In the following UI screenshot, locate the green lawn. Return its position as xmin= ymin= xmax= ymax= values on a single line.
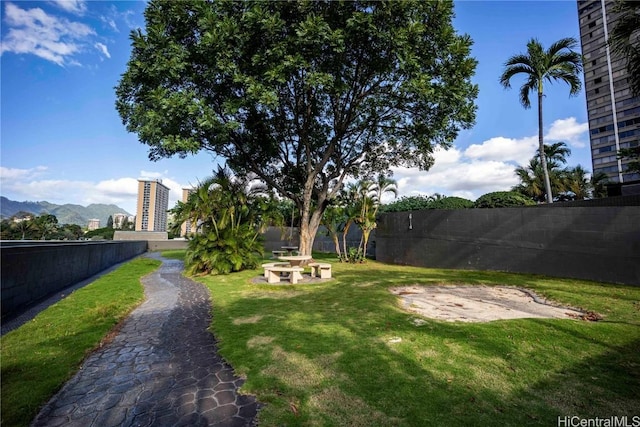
xmin=0 ymin=256 xmax=161 ymax=427
xmin=191 ymin=253 xmax=640 ymax=426
xmin=2 ymin=251 xmax=637 ymax=427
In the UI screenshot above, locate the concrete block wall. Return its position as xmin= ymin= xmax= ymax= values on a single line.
xmin=1 ymin=241 xmax=148 ymax=321
xmin=376 ymin=206 xmax=640 ymax=286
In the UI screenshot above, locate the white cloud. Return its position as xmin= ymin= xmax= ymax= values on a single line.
xmin=1 ymin=168 xmax=191 ymax=215
xmin=49 ymin=0 xmax=87 ymax=16
xmin=0 ymin=166 xmax=48 ymax=181
xmin=388 ymin=116 xmax=590 ymax=202
xmin=94 ymin=42 xmax=110 ymax=58
xmin=1 ymin=2 xmax=97 ymax=66
xmin=464 ymin=136 xmax=537 ymax=165
xmin=545 ymin=117 xmax=589 ymax=148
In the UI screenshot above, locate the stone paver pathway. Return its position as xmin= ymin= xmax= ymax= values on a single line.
xmin=31 ymin=253 xmax=259 ymax=427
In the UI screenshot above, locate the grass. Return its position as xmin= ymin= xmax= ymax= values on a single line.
xmin=0 ymin=256 xmax=161 ymax=427
xmin=189 ymin=252 xmax=640 ymax=426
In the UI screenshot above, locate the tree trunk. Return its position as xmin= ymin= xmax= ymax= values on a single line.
xmin=538 ymin=87 xmax=554 ymax=204
xmin=298 ymin=208 xmax=323 ymax=257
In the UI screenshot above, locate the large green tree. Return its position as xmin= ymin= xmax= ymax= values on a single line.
xmin=500 ymin=38 xmax=582 ymax=204
xmin=116 ymin=0 xmax=478 ymax=255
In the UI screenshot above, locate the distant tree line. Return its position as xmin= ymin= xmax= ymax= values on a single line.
xmin=0 ymin=213 xmax=134 ymax=240
xmin=1 ymin=213 xmax=83 ymax=240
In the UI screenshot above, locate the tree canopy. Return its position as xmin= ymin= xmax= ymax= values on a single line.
xmin=116 ymin=0 xmax=478 ymax=254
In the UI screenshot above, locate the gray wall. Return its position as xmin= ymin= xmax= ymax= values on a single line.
xmin=1 ymin=240 xmax=147 ymax=321
xmin=376 ymin=206 xmax=640 ymax=286
xmin=262 ymin=226 xmax=369 ymax=255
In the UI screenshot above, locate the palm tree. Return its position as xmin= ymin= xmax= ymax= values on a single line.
xmin=590 ymin=171 xmax=610 ymax=198
xmin=500 ymin=38 xmax=583 ymax=203
xmin=544 ymin=141 xmax=572 ymax=169
xmin=561 ymin=165 xmax=591 ymax=200
xmin=170 ymin=166 xmax=282 ymax=275
xmin=609 ymin=1 xmax=640 ymax=96
xmin=513 ymin=157 xmax=547 ymax=202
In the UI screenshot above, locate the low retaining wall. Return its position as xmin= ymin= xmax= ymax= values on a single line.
xmin=376 ymin=206 xmax=640 ymax=286
xmin=1 ymin=240 xmax=148 ymax=321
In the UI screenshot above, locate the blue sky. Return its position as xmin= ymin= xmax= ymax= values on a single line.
xmin=1 ymin=0 xmax=590 ymax=215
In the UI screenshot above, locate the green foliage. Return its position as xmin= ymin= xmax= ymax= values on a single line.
xmin=171 ymin=166 xmax=281 ymax=275
xmin=474 ymin=191 xmax=536 ymax=208
xmin=116 ymin=0 xmax=478 ymax=254
xmin=381 ymin=194 xmax=472 ymax=212
xmin=344 ymin=247 xmax=365 ymax=263
xmin=381 ymin=195 xmax=434 ymax=212
xmin=196 ymin=258 xmax=640 ymax=425
xmin=0 ymin=213 xmax=66 ymax=240
xmin=84 ymin=227 xmax=115 ymax=240
xmin=185 ymin=227 xmax=263 ymax=276
xmin=428 ymin=196 xmax=474 ymax=209
xmin=500 ymin=38 xmax=583 ymax=203
xmin=1 ymin=257 xmax=160 ymax=427
xmin=513 ymin=142 xmax=604 ymax=201
xmin=106 ymin=215 xmax=114 ymax=229
xmin=618 ymin=146 xmax=640 ymax=174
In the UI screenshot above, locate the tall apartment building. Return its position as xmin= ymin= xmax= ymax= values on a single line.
xmin=135 ymin=179 xmax=170 ymax=232
xmin=180 ymin=187 xmax=195 ymax=237
xmin=87 ymin=218 xmax=100 ymax=231
xmin=577 ymin=0 xmax=640 ymax=183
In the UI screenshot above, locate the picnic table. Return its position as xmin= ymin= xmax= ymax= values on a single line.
xmin=281 ymin=246 xmax=299 ymax=255
xmin=277 ymin=255 xmax=311 ymax=267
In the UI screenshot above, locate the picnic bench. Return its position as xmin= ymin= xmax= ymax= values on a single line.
xmin=271 ymin=250 xmax=287 ymax=259
xmin=263 ymin=265 xmax=305 ymax=284
xmin=261 ymin=262 xmax=290 ymax=278
xmin=308 ymin=262 xmax=332 ymax=279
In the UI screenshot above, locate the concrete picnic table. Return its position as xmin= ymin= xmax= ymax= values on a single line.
xmin=277 ymin=254 xmax=311 ymax=267
xmin=281 ymin=246 xmax=299 ymax=255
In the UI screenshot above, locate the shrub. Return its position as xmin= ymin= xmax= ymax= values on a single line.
xmin=428 ymin=196 xmax=474 ymax=209
xmin=474 ymin=191 xmax=536 ymax=208
xmin=380 ymin=195 xmax=433 ymax=212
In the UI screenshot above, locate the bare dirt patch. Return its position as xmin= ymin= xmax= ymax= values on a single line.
xmin=391 ymin=285 xmax=587 ymax=322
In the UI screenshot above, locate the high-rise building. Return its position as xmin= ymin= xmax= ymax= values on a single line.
xmin=87 ymin=218 xmax=100 ymax=231
xmin=577 ymin=0 xmax=640 ymax=184
xmin=135 ymin=179 xmax=170 ymax=232
xmin=180 ymin=187 xmax=195 ymax=237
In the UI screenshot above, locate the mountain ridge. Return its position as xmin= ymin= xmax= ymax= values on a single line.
xmin=0 ymin=196 xmax=132 ymax=227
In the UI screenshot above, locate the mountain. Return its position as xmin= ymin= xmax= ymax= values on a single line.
xmin=0 ymin=197 xmax=132 ymax=227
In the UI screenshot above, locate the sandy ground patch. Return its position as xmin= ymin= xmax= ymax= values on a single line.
xmin=391 ymin=285 xmax=585 ymax=322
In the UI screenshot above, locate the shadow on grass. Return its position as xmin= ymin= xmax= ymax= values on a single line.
xmin=206 ymin=262 xmax=640 ymax=426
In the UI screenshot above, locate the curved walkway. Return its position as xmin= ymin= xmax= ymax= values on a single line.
xmin=31 ymin=253 xmax=259 ymax=427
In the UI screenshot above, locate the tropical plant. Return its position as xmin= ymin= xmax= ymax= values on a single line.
xmin=320 ymin=204 xmax=345 ymax=259
xmin=609 ymin=0 xmax=640 ymax=96
xmin=357 ymin=175 xmax=398 ymax=259
xmin=558 ymin=165 xmax=592 ymax=201
xmin=500 ymin=38 xmax=583 ymax=203
xmin=474 ymin=191 xmax=536 ymax=208
xmin=33 ymin=214 xmax=58 ymax=240
xmin=428 ymin=196 xmax=474 ymax=209
xmin=380 ymin=195 xmax=435 ymax=212
xmin=590 ymin=171 xmax=610 ymax=198
xmin=544 ymin=141 xmax=572 ymax=169
xmin=115 ymin=0 xmax=478 ymax=255
xmin=618 ymin=146 xmax=640 ymax=175
xmin=514 ymin=142 xmax=604 ymax=201
xmin=170 ymin=166 xmax=283 ymax=275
